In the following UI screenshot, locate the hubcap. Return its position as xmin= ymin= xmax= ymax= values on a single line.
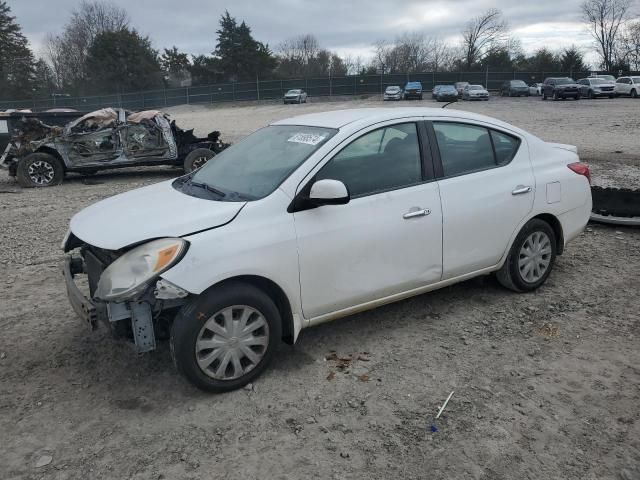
xmin=195 ymin=305 xmax=269 ymax=380
xmin=518 ymin=231 xmax=552 ymax=283
xmin=27 ymin=160 xmax=54 ymax=185
xmin=192 ymin=156 xmax=210 ymax=170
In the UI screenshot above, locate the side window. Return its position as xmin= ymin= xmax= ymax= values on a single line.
xmin=316 ymin=123 xmax=422 ymax=197
xmin=433 ymin=122 xmax=520 ymax=177
xmin=491 ymin=130 xmax=520 ymax=165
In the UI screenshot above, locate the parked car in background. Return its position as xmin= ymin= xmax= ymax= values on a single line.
xmin=403 ymin=82 xmax=423 ymax=100
xmin=383 ymin=86 xmax=403 ymax=101
xmin=283 ymin=89 xmax=307 ymax=104
xmin=542 ymin=78 xmax=581 ymax=100
xmin=615 ymin=76 xmax=640 ymax=98
xmin=63 ymin=107 xmax=592 ymax=392
xmin=462 ymin=84 xmax=489 ymax=100
xmin=577 ymin=78 xmax=616 ymax=99
xmin=435 ymin=85 xmax=459 ymax=102
xmin=432 ymin=85 xmax=445 ymax=99
xmin=529 ymin=83 xmax=544 ymax=96
xmin=454 ymin=82 xmax=469 ymax=97
xmin=590 ymin=74 xmax=616 ymax=82
xmin=500 ymin=80 xmax=530 ymax=97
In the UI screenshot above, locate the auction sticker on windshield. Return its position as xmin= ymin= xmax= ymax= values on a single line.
xmin=287 ymin=133 xmax=327 ymax=145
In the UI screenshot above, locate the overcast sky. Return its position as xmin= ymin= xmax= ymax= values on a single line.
xmin=9 ymin=0 xmax=598 ymax=64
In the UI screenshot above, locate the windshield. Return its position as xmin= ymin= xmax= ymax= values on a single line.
xmin=385 ymin=86 xmax=400 ymax=92
xmin=470 ymin=85 xmax=484 ymax=90
xmin=555 ymin=78 xmax=575 ymax=85
xmin=183 ymin=125 xmax=336 ymax=201
xmin=440 ymin=86 xmax=456 ymax=92
xmin=286 ymin=89 xmax=301 ymax=94
xmin=590 ymin=78 xmax=606 ymax=84
xmin=511 ymin=80 xmax=526 ymax=86
xmin=596 ymin=75 xmax=615 ymax=81
xmin=633 ymin=77 xmax=640 ymax=83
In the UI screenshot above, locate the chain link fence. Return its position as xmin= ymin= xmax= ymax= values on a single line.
xmin=2 ymin=70 xmax=635 ymax=111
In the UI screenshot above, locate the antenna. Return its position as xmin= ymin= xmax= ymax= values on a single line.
xmin=441 ymin=101 xmax=456 ymax=109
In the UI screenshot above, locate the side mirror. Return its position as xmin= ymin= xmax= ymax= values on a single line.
xmin=308 ymin=179 xmax=350 ymax=206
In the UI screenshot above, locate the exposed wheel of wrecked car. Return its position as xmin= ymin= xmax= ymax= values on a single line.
xmin=170 ymin=281 xmax=281 ymax=392
xmin=16 ymin=152 xmax=64 ymax=187
xmin=496 ymin=219 xmax=557 ymax=292
xmin=184 ymin=148 xmax=216 ymax=173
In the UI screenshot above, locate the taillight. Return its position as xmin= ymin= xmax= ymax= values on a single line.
xmin=568 ymin=162 xmax=591 ymax=184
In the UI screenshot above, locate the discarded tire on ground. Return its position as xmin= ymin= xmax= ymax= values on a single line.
xmin=590 ymin=186 xmax=640 ymax=226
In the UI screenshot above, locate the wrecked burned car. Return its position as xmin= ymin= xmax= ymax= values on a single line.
xmin=63 ymin=108 xmax=591 ymax=393
xmin=0 ymin=108 xmax=229 ymax=187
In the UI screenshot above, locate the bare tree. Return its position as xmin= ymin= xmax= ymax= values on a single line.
xmin=44 ymin=0 xmax=129 ymax=91
xmin=461 ymin=8 xmax=508 ymax=69
xmin=277 ymin=34 xmax=320 ymax=76
xmin=581 ymin=0 xmax=632 ymax=71
xmin=618 ymin=19 xmax=640 ymax=70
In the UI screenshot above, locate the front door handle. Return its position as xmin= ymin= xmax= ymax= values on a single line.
xmin=403 ymin=208 xmax=430 ymax=219
xmin=512 ymin=185 xmax=532 ymax=195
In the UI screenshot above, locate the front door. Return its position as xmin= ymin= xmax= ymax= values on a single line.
xmin=293 ymin=121 xmax=443 ymax=319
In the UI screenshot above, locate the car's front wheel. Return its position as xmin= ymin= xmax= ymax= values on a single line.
xmin=496 ymin=218 xmax=557 ymax=293
xmin=16 ymin=152 xmax=64 ymax=187
xmin=171 ymin=281 xmax=282 ymax=392
xmin=631 ymin=89 xmax=638 ymax=98
xmin=184 ymin=148 xmax=215 ymax=173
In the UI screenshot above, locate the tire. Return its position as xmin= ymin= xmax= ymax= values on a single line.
xmin=609 ymin=95 xmax=615 ymax=99
xmin=631 ymin=89 xmax=637 ymax=98
xmin=183 ymin=148 xmax=215 ymax=173
xmin=575 ymin=94 xmax=580 ymax=100
xmin=588 ymin=90 xmax=594 ymax=99
xmin=496 ymin=219 xmax=557 ymax=293
xmin=16 ymin=152 xmax=64 ymax=188
xmin=170 ymin=281 xmax=282 ymax=393
xmin=542 ymin=91 xmax=546 ymax=100
xmin=553 ymin=91 xmax=559 ymax=101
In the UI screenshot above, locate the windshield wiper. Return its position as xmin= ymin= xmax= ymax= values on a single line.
xmin=185 ymin=176 xmax=226 ymax=197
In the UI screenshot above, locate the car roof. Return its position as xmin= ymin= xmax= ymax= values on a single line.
xmin=272 ymin=108 xmax=528 ymax=134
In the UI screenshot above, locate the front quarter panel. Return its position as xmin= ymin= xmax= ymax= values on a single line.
xmin=161 ymin=189 xmax=301 ymax=318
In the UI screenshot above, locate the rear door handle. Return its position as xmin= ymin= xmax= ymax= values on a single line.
xmin=512 ymin=185 xmax=532 ymax=195
xmin=403 ymin=208 xmax=430 ymax=219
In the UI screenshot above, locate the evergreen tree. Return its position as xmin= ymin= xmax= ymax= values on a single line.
xmin=86 ymin=28 xmax=163 ymax=93
xmin=213 ymin=11 xmax=276 ymax=81
xmin=0 ymin=1 xmax=35 ymax=99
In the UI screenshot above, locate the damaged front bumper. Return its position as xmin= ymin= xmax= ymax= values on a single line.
xmin=64 ymin=252 xmax=189 ymax=353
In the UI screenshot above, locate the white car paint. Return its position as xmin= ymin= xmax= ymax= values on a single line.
xmin=69 ymin=107 xmax=592 ymax=343
xmin=615 ymin=76 xmax=640 ymax=97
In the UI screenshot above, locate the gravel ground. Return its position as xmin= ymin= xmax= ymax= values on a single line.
xmin=1 ymin=96 xmax=639 ymax=480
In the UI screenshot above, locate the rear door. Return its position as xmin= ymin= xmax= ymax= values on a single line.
xmin=428 ymin=120 xmax=534 ymax=279
xmin=293 ymin=120 xmax=443 ymax=319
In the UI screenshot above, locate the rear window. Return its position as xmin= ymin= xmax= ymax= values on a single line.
xmin=555 ymin=78 xmax=574 ymax=85
xmin=433 ymin=122 xmax=521 ymax=178
xmin=511 ymin=80 xmax=527 ymax=86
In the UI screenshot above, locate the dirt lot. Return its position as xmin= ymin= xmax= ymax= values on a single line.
xmin=1 ymin=96 xmax=639 ymax=480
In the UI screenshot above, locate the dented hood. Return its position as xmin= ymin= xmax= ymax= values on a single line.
xmin=70 ymin=179 xmax=246 ymax=250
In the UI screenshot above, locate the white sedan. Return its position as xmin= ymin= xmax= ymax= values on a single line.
xmin=63 ymin=108 xmax=592 ymax=392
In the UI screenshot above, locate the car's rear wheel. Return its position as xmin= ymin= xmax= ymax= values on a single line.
xmin=496 ymin=218 xmax=557 ymax=293
xmin=171 ymin=281 xmax=282 ymax=392
xmin=631 ymin=89 xmax=637 ymax=98
xmin=552 ymin=91 xmax=558 ymax=101
xmin=16 ymin=152 xmax=64 ymax=187
xmin=589 ymin=90 xmax=594 ymax=99
xmin=183 ymin=148 xmax=215 ymax=173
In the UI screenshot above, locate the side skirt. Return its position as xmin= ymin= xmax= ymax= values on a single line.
xmin=306 ymin=264 xmax=499 ymax=328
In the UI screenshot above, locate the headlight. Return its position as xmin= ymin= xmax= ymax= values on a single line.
xmin=95 ymin=238 xmax=188 ymax=301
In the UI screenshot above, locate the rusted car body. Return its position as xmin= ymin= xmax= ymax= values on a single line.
xmin=0 ymin=108 xmax=228 ymax=187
